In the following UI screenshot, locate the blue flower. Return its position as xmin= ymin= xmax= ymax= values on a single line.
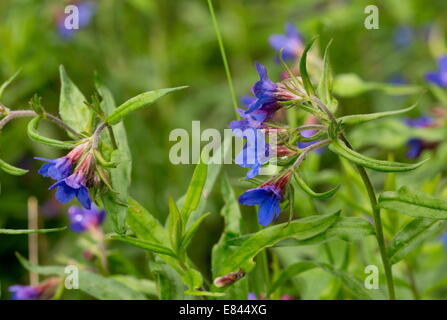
xmin=269 ymin=23 xmax=303 ymax=61
xmin=246 ymin=63 xmax=279 ymax=113
xmin=235 ymin=129 xmax=270 ymax=179
xmin=68 ymin=205 xmax=106 ymax=233
xmin=404 ymin=115 xmax=435 ymax=128
xmin=440 ymin=233 xmax=447 ymax=250
xmin=50 ymin=172 xmax=92 ymax=209
xmin=9 ymin=285 xmax=42 ymax=300
xmin=406 ymin=138 xmax=424 ymax=159
xmin=425 ymin=56 xmax=447 ymax=87
xmin=239 ymin=185 xmax=283 ymax=226
xmin=35 ymin=143 xmax=87 ymax=180
xmin=35 ymin=157 xmax=72 ymax=181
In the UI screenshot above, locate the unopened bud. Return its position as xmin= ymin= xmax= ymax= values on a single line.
xmin=213 ymin=269 xmax=245 ymax=288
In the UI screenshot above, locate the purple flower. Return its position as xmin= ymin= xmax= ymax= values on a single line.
xmin=49 ymin=153 xmax=93 ymax=209
xmin=246 ymin=63 xmax=279 ymax=113
xmin=269 ymin=23 xmax=303 ymax=61
xmin=9 ymin=285 xmax=42 ymax=300
xmin=404 ymin=115 xmax=435 ymax=128
xmin=235 ymin=129 xmax=270 ymax=179
xmin=68 ymin=205 xmax=106 ymax=233
xmin=247 ymin=292 xmax=258 ymax=300
xmin=297 ymin=129 xmax=323 ymax=153
xmin=425 ymin=56 xmax=447 ymax=88
xmin=58 ymin=2 xmax=96 ymax=39
xmin=440 ymin=233 xmax=447 ymax=250
xmin=35 ymin=143 xmax=87 ymax=180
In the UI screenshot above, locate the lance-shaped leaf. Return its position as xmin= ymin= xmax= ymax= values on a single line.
xmin=333 ymin=73 xmax=421 ymax=97
xmin=179 ymin=212 xmax=210 ymax=253
xmin=268 ymin=261 xmax=385 ymax=300
xmin=167 ymin=196 xmax=183 ymax=251
xmin=0 ymin=226 xmax=66 ymax=235
xmin=96 ymin=80 xmax=131 ymax=234
xmin=0 ymin=158 xmax=28 ymax=176
xmin=111 ymin=235 xmax=177 ymax=258
xmin=215 ymin=211 xmax=340 ymax=276
xmin=127 ymin=197 xmax=182 ymax=273
xmin=378 ymin=187 xmax=447 ymax=219
xmin=338 ymin=104 xmax=416 ymax=126
xmin=16 ymin=253 xmax=146 ymax=300
xmin=228 ymin=216 xmax=375 ymax=247
xmin=329 ymin=139 xmax=428 ymax=172
xmin=27 ymin=117 xmax=78 ymax=149
xmin=180 ymin=159 xmax=207 ymax=223
xmin=106 ymin=86 xmax=188 ymax=125
xmin=59 ymin=65 xmax=93 ymax=134
xmin=0 ymin=69 xmax=21 ymax=100
xmin=181 ymin=269 xmax=203 ymax=291
xmin=387 ymin=218 xmax=444 ymax=265
xmin=293 ymin=171 xmax=339 ymax=199
xmin=317 ymin=40 xmax=338 ymax=112
xmin=299 ymin=36 xmax=318 ymax=96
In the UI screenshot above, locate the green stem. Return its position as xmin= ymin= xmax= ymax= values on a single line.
xmin=341 ymin=136 xmax=395 ymax=300
xmin=206 ymin=0 xmax=239 ymax=119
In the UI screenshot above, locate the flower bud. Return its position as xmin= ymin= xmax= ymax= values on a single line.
xmin=213 ymin=269 xmax=245 ymax=288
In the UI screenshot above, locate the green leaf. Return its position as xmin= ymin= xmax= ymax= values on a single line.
xmin=0 ymin=226 xmax=66 ymax=235
xmin=378 ymin=187 xmax=447 ymax=219
xmin=338 ymin=104 xmax=417 ymax=126
xmin=106 ymin=86 xmax=188 ymax=125
xmin=16 ymin=253 xmax=146 ymax=300
xmin=317 ymin=40 xmax=338 ymax=112
xmin=387 ymin=218 xmax=444 ymax=265
xmin=229 ymin=216 xmax=375 ymax=247
xmin=181 ymin=269 xmax=203 ymax=291
xmin=268 ymin=261 xmax=384 ymax=300
xmin=0 ymin=158 xmax=28 ymax=176
xmin=96 ymin=80 xmax=132 ymax=234
xmin=111 ymin=275 xmax=157 ymax=297
xmin=179 ymin=213 xmax=210 ymax=253
xmin=0 ymin=69 xmax=21 ymax=101
xmin=184 ymin=290 xmax=226 ymax=297
xmin=215 ymin=211 xmax=340 ymax=276
xmin=299 ymin=37 xmax=318 ymax=96
xmin=127 ymin=197 xmax=182 ymax=273
xmin=150 ymin=258 xmax=187 ymax=300
xmin=27 ymin=117 xmax=78 ymax=149
xmin=329 ymin=139 xmax=428 ymax=172
xmin=333 ymin=73 xmax=421 ymax=97
xmin=182 ymin=136 xmax=232 ymax=229
xmin=167 ymin=196 xmax=183 ymax=250
xmin=180 ymin=159 xmax=207 ymax=223
xmin=59 ymin=65 xmax=93 ymax=134
xmin=293 ymin=171 xmax=339 ymax=199
xmin=111 ymin=235 xmax=177 ymax=258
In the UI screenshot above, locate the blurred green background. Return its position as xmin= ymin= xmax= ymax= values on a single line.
xmin=1 ymin=0 xmax=447 ymax=299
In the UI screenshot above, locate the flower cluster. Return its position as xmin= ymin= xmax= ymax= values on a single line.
xmin=36 ymin=142 xmax=96 ymax=209
xmin=230 ymin=25 xmax=326 ymax=226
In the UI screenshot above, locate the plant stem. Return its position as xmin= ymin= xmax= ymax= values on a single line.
xmin=206 ymin=0 xmax=240 ymax=119
xmin=341 ymin=136 xmax=396 ymax=300
xmin=0 ymin=110 xmax=83 ymax=138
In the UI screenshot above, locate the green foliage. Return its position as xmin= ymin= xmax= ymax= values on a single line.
xmin=379 ymin=187 xmax=447 ymax=219
xmin=59 ymin=66 xmax=93 ymax=135
xmin=106 ymin=87 xmax=188 ymax=125
xmin=0 ymin=226 xmax=66 ymax=234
